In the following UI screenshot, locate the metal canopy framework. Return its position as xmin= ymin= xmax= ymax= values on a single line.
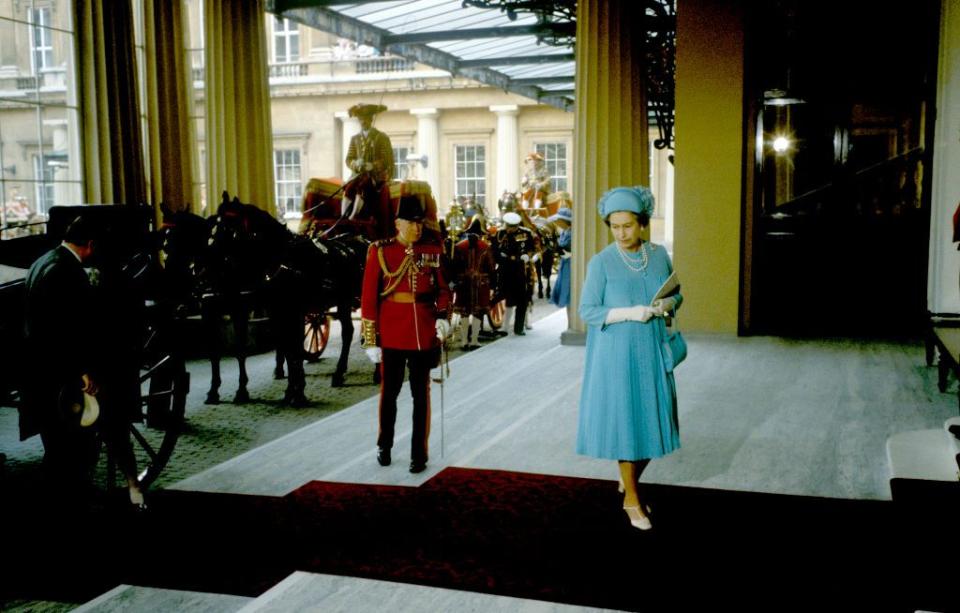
xmin=266 ymin=0 xmax=577 ymax=111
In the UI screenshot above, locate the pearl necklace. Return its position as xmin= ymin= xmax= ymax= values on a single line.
xmin=616 ymin=242 xmax=651 ymax=273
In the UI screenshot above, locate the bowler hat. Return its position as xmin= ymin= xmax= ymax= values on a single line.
xmin=397 ymin=196 xmax=425 ymax=221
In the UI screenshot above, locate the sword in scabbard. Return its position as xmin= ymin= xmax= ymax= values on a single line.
xmin=432 ymin=333 xmax=451 ymax=458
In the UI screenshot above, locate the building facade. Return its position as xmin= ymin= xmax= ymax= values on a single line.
xmin=0 ymin=2 xmax=678 ymax=245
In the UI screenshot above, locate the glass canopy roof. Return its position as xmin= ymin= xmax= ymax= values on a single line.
xmin=268 ymin=0 xmax=577 ymax=110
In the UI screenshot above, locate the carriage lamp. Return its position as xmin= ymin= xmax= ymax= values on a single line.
xmin=405 ymin=152 xmax=428 ymax=169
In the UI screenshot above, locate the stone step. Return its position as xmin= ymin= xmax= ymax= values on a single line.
xmin=886 ymin=425 xmax=959 ymax=483
xmin=71 ymin=584 xmax=253 ymax=613
xmin=237 ymin=571 xmax=620 ymax=613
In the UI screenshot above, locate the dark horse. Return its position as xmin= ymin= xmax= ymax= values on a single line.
xmin=270 ymin=228 xmax=368 ymax=395
xmin=161 ymin=194 xmax=366 ymax=406
xmin=531 ymin=216 xmax=559 ymax=300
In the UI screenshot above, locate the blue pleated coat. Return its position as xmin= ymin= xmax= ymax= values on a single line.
xmin=576 ymin=242 xmax=682 ymax=461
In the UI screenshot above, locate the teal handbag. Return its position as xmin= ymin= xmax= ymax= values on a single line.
xmin=661 ymin=318 xmax=687 ymax=372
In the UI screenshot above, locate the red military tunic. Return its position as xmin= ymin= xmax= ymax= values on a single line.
xmin=452 ymin=235 xmax=496 ymax=318
xmin=361 ymin=237 xmax=451 ymax=351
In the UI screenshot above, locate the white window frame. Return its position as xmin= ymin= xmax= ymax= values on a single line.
xmin=454 ymin=144 xmax=486 ymax=206
xmin=272 ymin=17 xmax=300 ymax=64
xmin=534 ymin=142 xmax=568 ymax=193
xmin=32 ymin=155 xmax=55 ymax=216
xmin=274 ymin=148 xmax=303 ymax=218
xmin=1 ymin=4 xmax=83 ymax=221
xmin=392 ymin=145 xmax=410 ymax=180
xmin=29 ymin=7 xmax=54 ymax=75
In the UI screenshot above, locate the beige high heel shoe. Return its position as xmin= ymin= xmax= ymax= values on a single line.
xmin=618 ymin=478 xmax=653 ymax=515
xmin=623 ymin=505 xmax=652 ymax=530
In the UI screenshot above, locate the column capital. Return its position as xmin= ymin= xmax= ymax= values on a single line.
xmin=410 ymin=107 xmax=440 ymax=118
xmin=489 ymin=104 xmax=520 ymax=116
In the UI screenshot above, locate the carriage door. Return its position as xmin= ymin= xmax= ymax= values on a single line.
xmin=743 ymin=0 xmax=940 ymax=337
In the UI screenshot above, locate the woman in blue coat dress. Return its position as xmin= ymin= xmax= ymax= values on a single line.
xmin=548 ymin=206 xmax=572 ymax=308
xmin=577 ymin=186 xmax=682 ymax=531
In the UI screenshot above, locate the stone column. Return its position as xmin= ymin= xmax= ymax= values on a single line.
xmin=411 ymin=108 xmax=440 ymax=197
xmin=335 ymin=111 xmax=360 ymax=179
xmin=490 ymin=104 xmax=519 ymax=201
xmin=565 ymin=0 xmax=650 ymax=344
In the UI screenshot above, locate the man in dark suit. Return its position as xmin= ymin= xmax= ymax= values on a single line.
xmin=22 ymin=215 xmax=101 ymax=504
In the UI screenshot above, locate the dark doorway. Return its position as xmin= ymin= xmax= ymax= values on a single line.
xmin=742 ymin=0 xmax=941 ymax=337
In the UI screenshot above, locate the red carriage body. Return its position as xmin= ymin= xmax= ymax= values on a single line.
xmin=300 ymin=177 xmax=440 ymax=243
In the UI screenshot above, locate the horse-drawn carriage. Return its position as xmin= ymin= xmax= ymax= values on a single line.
xmin=297 ymin=177 xmax=448 ymax=359
xmin=0 ymin=204 xmax=189 ymax=490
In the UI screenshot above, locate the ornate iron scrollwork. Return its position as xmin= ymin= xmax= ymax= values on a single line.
xmin=643 ymin=0 xmax=676 ymax=151
xmin=462 ymin=0 xmax=577 ymax=46
xmin=463 ymin=0 xmax=675 ymax=151
xmin=461 ymin=0 xmax=576 ymax=23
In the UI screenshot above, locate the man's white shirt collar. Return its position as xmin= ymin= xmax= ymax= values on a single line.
xmin=61 ymin=241 xmax=83 ymax=264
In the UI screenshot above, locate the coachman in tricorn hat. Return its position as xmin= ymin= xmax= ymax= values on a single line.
xmin=344 ymin=103 xmax=394 ymax=218
xmin=361 ymin=195 xmax=451 ymax=473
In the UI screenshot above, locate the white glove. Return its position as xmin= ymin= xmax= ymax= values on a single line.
xmin=351 ymin=160 xmax=364 ymax=172
xmin=651 ymin=296 xmax=677 ymax=316
xmin=365 ymin=347 xmax=382 ymax=363
xmin=605 ymin=305 xmax=655 ymax=325
xmin=520 ymin=254 xmax=530 ymax=263
xmin=435 ymin=319 xmax=451 ymax=339
xmin=532 ymin=253 xmax=541 ymax=263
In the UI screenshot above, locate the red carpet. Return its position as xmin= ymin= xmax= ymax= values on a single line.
xmin=1 ymin=467 xmax=956 ymax=611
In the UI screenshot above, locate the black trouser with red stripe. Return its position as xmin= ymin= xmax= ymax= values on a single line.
xmin=378 ymin=348 xmax=432 ymax=464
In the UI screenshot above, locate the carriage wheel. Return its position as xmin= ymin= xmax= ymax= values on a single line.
xmin=304 ymin=311 xmax=331 ymax=362
xmin=487 ymin=299 xmax=506 ymax=330
xmin=132 ymin=349 xmax=189 ymax=490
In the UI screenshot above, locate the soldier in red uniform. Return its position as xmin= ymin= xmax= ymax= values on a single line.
xmin=451 ymin=215 xmax=496 ymax=349
xmin=361 ymin=196 xmax=451 ymax=473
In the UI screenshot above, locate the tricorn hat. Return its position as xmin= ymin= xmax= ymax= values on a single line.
xmin=546 ymin=190 xmax=573 ymax=207
xmin=348 ymin=103 xmax=388 ymax=118
xmin=397 ymin=195 xmax=425 ymax=222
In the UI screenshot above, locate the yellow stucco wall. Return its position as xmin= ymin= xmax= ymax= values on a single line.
xmin=673 ymin=0 xmax=744 ymax=333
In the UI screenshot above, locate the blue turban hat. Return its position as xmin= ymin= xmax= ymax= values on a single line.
xmin=597 ymin=186 xmax=655 ymax=221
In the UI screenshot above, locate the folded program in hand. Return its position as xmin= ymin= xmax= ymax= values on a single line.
xmin=652 ymin=271 xmax=680 ymax=303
